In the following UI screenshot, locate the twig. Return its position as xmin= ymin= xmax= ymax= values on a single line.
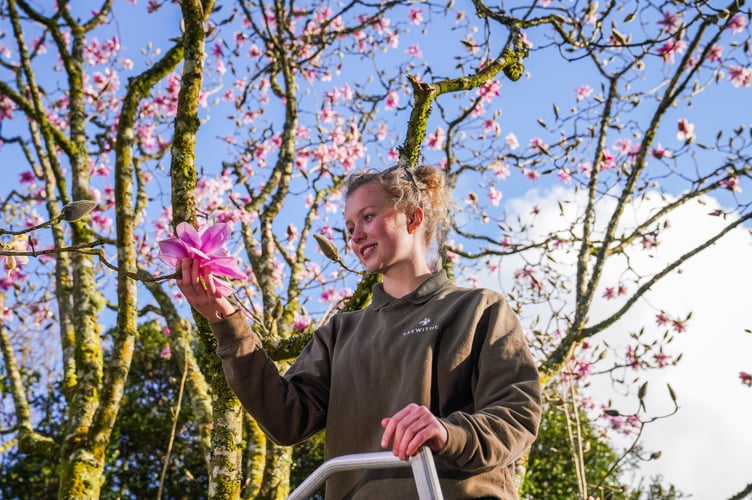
xmin=0 ymin=242 xmax=180 ymax=282
xmin=0 ymin=200 xmax=97 ymax=235
xmin=157 ymin=353 xmax=189 ymax=500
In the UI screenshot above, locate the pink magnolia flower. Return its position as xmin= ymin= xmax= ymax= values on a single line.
xmin=158 ymin=222 xmax=246 ymax=297
xmin=522 ymin=168 xmax=540 ymax=181
xmin=727 ymin=14 xmax=747 ymax=35
xmin=160 ymin=344 xmax=172 ymax=359
xmin=642 ymin=234 xmax=658 ymax=249
xmin=625 ymin=345 xmax=640 ymax=369
xmin=294 ymin=313 xmax=312 ymax=331
xmin=721 ymin=176 xmax=741 ymax=192
xmin=426 ymin=126 xmax=445 ymax=149
xmin=658 ymin=11 xmax=682 ymax=33
xmin=406 ymin=44 xmax=423 ymax=58
xmin=19 ymin=171 xmax=36 ymax=184
xmin=654 ymin=349 xmax=671 ymax=368
xmin=671 ymin=318 xmax=687 ymax=333
xmin=655 ymin=311 xmax=670 ymax=326
xmin=573 ymin=359 xmax=592 ymax=378
xmin=575 ymin=84 xmax=593 ymax=101
xmin=0 ymin=95 xmax=16 ymax=120
xmin=492 ymin=160 xmax=510 ymax=179
xmin=487 ymin=186 xmax=502 ymax=207
xmin=2 ymin=236 xmax=30 ymax=273
xmin=728 ymin=66 xmax=752 ymax=88
xmin=651 ymin=143 xmax=672 ymax=159
xmin=408 ymin=7 xmax=423 ymax=25
xmin=528 ymin=137 xmax=548 ymax=154
xmin=740 ymin=371 xmax=752 ymax=387
xmin=676 ymin=118 xmax=695 ymax=142
xmin=478 ymin=79 xmax=501 ymax=103
xmin=707 ymin=44 xmax=724 ymax=63
xmin=385 ymin=90 xmax=399 ymax=110
xmin=657 ymin=38 xmax=686 ymax=63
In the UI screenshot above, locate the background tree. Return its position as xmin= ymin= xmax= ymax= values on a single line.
xmin=0 ymin=0 xmax=749 ymax=499
xmin=101 ymin=321 xmax=209 ymax=499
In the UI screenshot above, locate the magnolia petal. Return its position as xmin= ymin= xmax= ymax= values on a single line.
xmin=187 ymin=246 xmax=211 ymax=261
xmin=176 ymin=222 xmax=202 ymax=248
xmin=200 ymin=223 xmax=232 ymax=255
xmin=212 ymin=276 xmax=236 ymax=297
xmin=208 ymin=257 xmax=246 ymax=280
xmin=158 ymin=239 xmax=190 ymax=267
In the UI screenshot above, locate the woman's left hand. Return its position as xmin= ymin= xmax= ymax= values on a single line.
xmin=380 ymin=403 xmax=447 ymax=460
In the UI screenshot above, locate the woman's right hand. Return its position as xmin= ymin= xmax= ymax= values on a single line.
xmin=176 ymin=258 xmax=237 ymax=323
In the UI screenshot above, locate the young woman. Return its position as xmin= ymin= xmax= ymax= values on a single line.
xmin=176 ymin=164 xmax=541 ymax=499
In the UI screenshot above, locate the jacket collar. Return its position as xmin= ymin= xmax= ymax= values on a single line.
xmin=369 ymin=270 xmax=451 ymax=310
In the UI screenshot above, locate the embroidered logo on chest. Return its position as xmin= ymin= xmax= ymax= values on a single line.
xmin=401 ymin=317 xmax=440 ymax=336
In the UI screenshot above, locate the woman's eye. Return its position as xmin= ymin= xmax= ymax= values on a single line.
xmin=363 ymin=214 xmax=374 ymax=222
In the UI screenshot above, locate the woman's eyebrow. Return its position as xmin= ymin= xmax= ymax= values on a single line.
xmin=345 ymin=204 xmax=376 ymax=223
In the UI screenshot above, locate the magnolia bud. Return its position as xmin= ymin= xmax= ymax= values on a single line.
xmin=314 ymin=233 xmax=341 ymax=263
xmin=60 ymin=200 xmax=97 ymax=222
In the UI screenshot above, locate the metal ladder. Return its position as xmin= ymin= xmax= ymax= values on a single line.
xmin=287 ymin=446 xmax=444 ymax=500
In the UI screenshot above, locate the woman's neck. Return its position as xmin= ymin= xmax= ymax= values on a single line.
xmin=382 ymin=267 xmax=433 ymax=298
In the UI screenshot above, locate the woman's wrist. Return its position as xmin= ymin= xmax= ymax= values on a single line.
xmin=209 ymin=307 xmax=239 ymax=323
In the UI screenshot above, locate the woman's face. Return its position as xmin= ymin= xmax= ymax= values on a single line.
xmin=344 ymin=182 xmax=421 ymax=275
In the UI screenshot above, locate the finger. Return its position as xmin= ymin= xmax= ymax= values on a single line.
xmin=383 ymin=404 xmax=422 ymax=458
xmin=190 ymin=259 xmax=203 ymax=285
xmin=403 ymin=418 xmax=437 ymax=457
xmin=177 ymin=259 xmax=195 ymax=291
xmin=391 ymin=412 xmax=418 ymax=458
xmin=189 ymin=260 xmax=208 ymax=293
xmin=202 ymin=267 xmax=218 ymax=296
xmin=381 ymin=417 xmax=395 ymax=449
xmin=394 ymin=412 xmax=432 ymax=459
xmin=176 ymin=258 xmax=188 ymax=286
xmin=381 ymin=403 xmax=416 ymax=449
xmin=381 ymin=410 xmax=410 ymax=450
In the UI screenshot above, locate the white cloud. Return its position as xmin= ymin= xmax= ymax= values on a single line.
xmin=621 ymin=218 xmax=752 ymax=499
xmin=477 ymin=185 xmax=752 ymax=497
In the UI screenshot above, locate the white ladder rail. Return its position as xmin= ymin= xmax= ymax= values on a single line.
xmin=286 ymin=446 xmax=444 ymax=500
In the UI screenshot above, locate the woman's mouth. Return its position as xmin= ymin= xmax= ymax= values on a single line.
xmin=360 ymin=244 xmax=376 ymax=259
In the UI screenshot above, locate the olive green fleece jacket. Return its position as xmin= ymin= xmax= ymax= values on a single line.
xmin=211 ymin=271 xmax=541 ymax=499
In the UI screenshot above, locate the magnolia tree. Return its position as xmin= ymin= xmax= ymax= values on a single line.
xmin=0 ymin=0 xmax=750 ymax=499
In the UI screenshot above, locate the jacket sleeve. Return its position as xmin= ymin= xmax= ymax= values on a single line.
xmin=436 ymin=293 xmax=541 ymax=472
xmin=211 ymin=312 xmax=331 ymax=446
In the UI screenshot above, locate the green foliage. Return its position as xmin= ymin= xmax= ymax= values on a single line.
xmin=290 ymin=430 xmax=326 ymax=495
xmin=0 ymin=443 xmax=59 ymax=498
xmin=0 ymin=381 xmax=64 ymax=498
xmin=100 ymin=321 xmax=208 ymax=498
xmin=521 ymin=403 xmax=682 ymax=500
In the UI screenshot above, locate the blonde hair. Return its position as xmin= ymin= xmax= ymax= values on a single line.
xmin=345 ymin=164 xmax=452 ymax=248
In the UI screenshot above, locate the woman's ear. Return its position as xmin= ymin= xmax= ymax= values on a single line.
xmin=406 ymin=206 xmax=424 ymax=234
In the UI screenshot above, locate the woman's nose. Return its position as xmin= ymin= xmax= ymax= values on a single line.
xmin=350 ymin=224 xmax=365 ymax=243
